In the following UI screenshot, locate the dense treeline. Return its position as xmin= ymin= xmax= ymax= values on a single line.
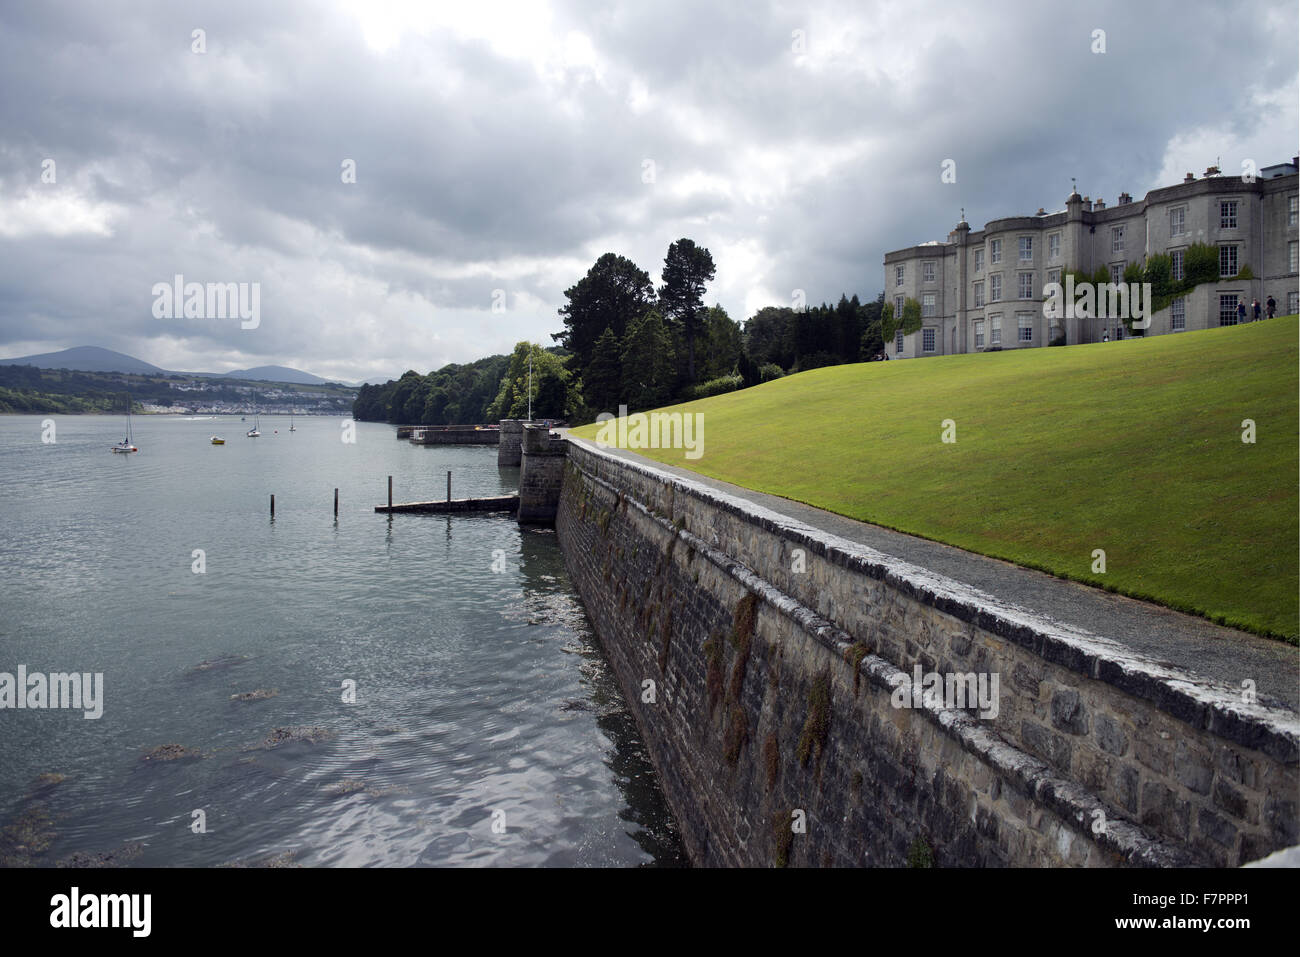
xmin=352 ymin=354 xmax=516 ymax=424
xmin=353 ymin=237 xmax=888 ymax=426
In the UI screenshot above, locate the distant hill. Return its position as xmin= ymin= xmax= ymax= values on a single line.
xmin=0 ymin=346 xmax=346 ymax=385
xmin=0 ymin=346 xmax=165 ymax=375
xmin=222 ymin=365 xmax=333 ymax=385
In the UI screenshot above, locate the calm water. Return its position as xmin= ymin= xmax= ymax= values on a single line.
xmin=0 ymin=414 xmax=683 ymax=867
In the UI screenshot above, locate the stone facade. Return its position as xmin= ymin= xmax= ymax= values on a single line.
xmin=556 ymin=436 xmax=1299 ymax=867
xmin=884 ymin=160 xmax=1299 ymax=357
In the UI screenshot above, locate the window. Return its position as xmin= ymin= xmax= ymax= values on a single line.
xmin=1047 ymin=268 xmax=1061 ymax=286
xmin=1171 ymin=297 xmax=1185 ymax=331
xmin=973 ymin=281 xmax=985 ymax=308
xmin=895 ymin=295 xmax=905 ymax=318
xmin=1019 ymin=236 xmax=1033 ymax=262
xmin=1017 ymin=314 xmax=1033 ymax=343
xmin=1220 ymin=244 xmax=1238 ymax=277
xmin=990 ymin=315 xmax=1002 ymax=345
xmin=1170 ymin=206 xmax=1186 ymax=237
xmin=895 ymin=330 xmax=904 ymax=354
xmin=1220 ymin=200 xmax=1238 ymax=229
xmin=1018 ymin=272 xmax=1034 ymax=299
xmin=1111 ymin=225 xmax=1125 ymax=253
xmin=1289 ymin=291 xmax=1299 ymax=315
xmin=1290 ymin=195 xmax=1298 ymax=227
xmin=974 ymin=249 xmax=984 ymax=273
xmin=895 ymin=265 xmax=905 ymax=287
xmin=1111 ymin=263 xmax=1123 ymax=284
xmin=974 ymin=319 xmax=985 ymax=349
xmin=990 ymin=274 xmax=1002 ymax=302
xmin=1171 ymin=248 xmax=1185 ymax=281
xmin=922 ymin=293 xmax=936 ymax=317
xmin=1048 ymin=233 xmax=1060 ymax=260
xmin=990 ymin=239 xmax=1002 ymax=264
xmin=922 ymin=328 xmax=936 ymax=353
xmin=922 ymin=261 xmax=935 ymax=283
xmin=1219 ymin=294 xmax=1239 ymax=326
xmin=1289 ymin=240 xmax=1297 ymax=273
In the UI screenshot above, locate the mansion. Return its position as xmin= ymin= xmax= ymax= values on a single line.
xmin=882 ymin=158 xmax=1299 ymax=357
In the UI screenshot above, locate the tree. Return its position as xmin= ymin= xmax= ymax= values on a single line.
xmin=698 ymin=305 xmax=744 ymax=381
xmin=620 ymin=309 xmax=676 ymax=411
xmin=859 ymin=292 xmax=884 ymax=359
xmin=583 ymin=327 xmax=623 ymax=416
xmin=743 ymin=306 xmax=796 ymax=369
xmin=554 ymin=253 xmax=656 ymax=386
xmin=387 ymin=371 xmax=425 ymax=424
xmin=658 ymin=238 xmax=716 ymax=385
xmin=487 ymin=343 xmax=574 ymax=421
xmin=737 ymin=350 xmax=759 ymax=388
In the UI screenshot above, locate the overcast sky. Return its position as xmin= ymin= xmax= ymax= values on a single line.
xmin=1 ymin=0 xmax=1295 ymax=383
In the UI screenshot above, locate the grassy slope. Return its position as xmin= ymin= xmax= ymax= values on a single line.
xmin=573 ymin=318 xmax=1299 ymax=642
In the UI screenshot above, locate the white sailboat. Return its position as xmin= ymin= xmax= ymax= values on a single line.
xmin=289 ymin=414 xmax=296 ymax=432
xmin=246 ymin=414 xmax=261 ymax=437
xmin=111 ymin=406 xmax=138 ymax=453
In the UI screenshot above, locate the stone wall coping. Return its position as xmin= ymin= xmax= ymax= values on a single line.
xmin=565 ymin=435 xmax=1300 ymax=764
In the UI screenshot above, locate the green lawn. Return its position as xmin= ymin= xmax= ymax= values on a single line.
xmin=573 ymin=318 xmax=1300 ymax=643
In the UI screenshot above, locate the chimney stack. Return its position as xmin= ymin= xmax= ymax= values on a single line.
xmin=1184 ymin=172 xmax=1195 ymax=183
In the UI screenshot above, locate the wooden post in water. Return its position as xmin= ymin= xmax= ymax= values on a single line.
xmin=447 ymin=470 xmax=451 ymax=502
xmin=334 ymin=488 xmax=339 ymax=519
xmin=388 ymin=475 xmax=393 ymax=510
xmin=270 ymin=493 xmax=275 ymax=517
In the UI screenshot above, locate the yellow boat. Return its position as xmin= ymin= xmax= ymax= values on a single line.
xmin=210 ymin=436 xmax=225 ymax=445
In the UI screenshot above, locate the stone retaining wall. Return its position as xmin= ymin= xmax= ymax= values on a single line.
xmin=555 ymin=437 xmax=1300 ymax=867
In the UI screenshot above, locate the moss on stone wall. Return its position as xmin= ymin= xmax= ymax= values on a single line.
xmin=846 ymin=642 xmax=870 ymax=695
xmin=797 ymin=672 xmax=832 ymax=767
xmin=764 ymin=733 xmax=780 ymax=790
xmin=773 ymin=809 xmax=795 ymax=868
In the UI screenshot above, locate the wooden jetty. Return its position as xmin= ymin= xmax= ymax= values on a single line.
xmin=375 ymin=494 xmax=519 ymax=515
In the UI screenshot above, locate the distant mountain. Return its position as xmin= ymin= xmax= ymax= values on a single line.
xmin=222 ymin=365 xmax=332 ymax=385
xmin=0 ymin=346 xmax=165 ymax=375
xmin=0 ymin=346 xmax=349 ymax=386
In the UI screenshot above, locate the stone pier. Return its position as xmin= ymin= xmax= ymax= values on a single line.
xmin=517 ymin=425 xmax=566 ymax=524
xmin=497 ymin=419 xmax=528 ymax=467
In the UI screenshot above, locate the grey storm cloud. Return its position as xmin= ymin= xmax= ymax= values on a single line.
xmin=0 ymin=0 xmax=1295 ymax=383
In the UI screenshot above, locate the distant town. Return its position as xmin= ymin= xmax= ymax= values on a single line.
xmin=0 ymin=346 xmax=357 ymax=415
